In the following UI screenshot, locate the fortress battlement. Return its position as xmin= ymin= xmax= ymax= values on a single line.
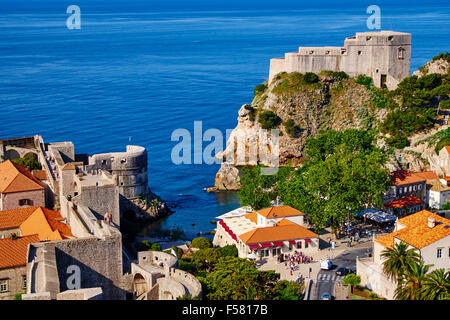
xmin=269 ymin=30 xmax=411 ymax=90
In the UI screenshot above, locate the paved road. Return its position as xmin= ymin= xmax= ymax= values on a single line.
xmin=315 ymin=245 xmax=371 ymax=300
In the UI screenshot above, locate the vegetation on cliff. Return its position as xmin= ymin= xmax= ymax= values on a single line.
xmin=240 ymin=129 xmax=391 ymax=236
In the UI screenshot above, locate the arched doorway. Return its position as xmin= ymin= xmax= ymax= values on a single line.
xmin=133 ymin=273 xmax=148 ymax=299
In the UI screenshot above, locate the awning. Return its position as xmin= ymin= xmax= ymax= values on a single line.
xmin=260 ymin=242 xmax=273 ymax=248
xmin=305 ymin=238 xmax=312 ymax=244
xmin=248 ymin=243 xmax=260 ymax=250
xmin=232 ymin=234 xmax=237 ymax=241
xmin=288 ymin=240 xmax=296 ymax=245
xmin=272 ymin=241 xmax=284 ymax=247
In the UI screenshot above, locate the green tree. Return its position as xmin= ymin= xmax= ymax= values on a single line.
xmin=204 ymin=257 xmax=279 ymax=300
xmin=192 ymin=248 xmax=222 ymax=272
xmin=258 ymin=110 xmax=281 ymax=130
xmin=394 ymin=261 xmax=432 ymax=300
xmin=191 ymin=237 xmax=212 ymax=249
xmin=343 ymin=273 xmax=361 ymax=293
xmin=279 ymin=129 xmax=390 ymax=236
xmin=239 ymin=166 xmax=272 ymax=210
xmin=150 ymin=242 xmax=162 ymax=251
xmin=11 ymin=156 xmax=42 ymax=171
xmin=217 ymin=245 xmax=238 ymax=257
xmin=421 ymin=268 xmax=450 ymax=300
xmin=381 ymin=242 xmax=422 ymax=283
xmin=271 ymin=280 xmax=303 ymax=300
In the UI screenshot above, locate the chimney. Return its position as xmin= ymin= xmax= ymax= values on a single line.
xmin=428 ymin=217 xmax=436 ymax=228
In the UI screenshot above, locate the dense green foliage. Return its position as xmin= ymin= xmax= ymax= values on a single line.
xmin=381 ymin=242 xmax=423 ymax=283
xmin=11 ymin=155 xmax=42 ymax=171
xmin=134 ymin=240 xmax=162 ymax=252
xmin=239 ymin=165 xmax=292 ymax=210
xmin=355 ymin=74 xmax=374 ymax=89
xmin=254 ymin=83 xmax=268 ymax=97
xmin=239 ymin=129 xmax=390 ymax=235
xmin=272 ymin=280 xmax=303 ymax=300
xmin=381 ymin=107 xmax=436 ymax=149
xmin=343 ymin=273 xmax=361 ymax=292
xmin=191 ymin=237 xmax=213 ymax=249
xmin=432 ymin=52 xmax=450 ymax=63
xmin=258 ymin=110 xmax=281 ymax=130
xmin=272 ymin=72 xmax=322 ymax=96
xmin=217 ymin=244 xmax=238 ymax=257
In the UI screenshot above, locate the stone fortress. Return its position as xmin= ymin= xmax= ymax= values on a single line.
xmin=269 ymin=30 xmax=411 ymax=90
xmin=0 ymin=136 xmax=200 ymax=300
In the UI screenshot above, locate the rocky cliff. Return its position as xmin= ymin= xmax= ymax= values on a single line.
xmin=214 ymin=57 xmax=450 ymax=190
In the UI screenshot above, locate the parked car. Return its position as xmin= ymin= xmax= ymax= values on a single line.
xmin=321 ymin=292 xmax=331 ymax=300
xmin=320 ymin=259 xmax=333 ymax=270
xmin=336 ymin=267 xmax=351 ymax=276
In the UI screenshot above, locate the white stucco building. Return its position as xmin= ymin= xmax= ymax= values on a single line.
xmin=357 ymin=210 xmax=450 ymax=299
xmin=213 ymin=205 xmax=319 ymax=259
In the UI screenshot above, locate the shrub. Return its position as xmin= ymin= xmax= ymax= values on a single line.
xmin=355 ymin=74 xmax=373 ymax=89
xmin=11 ymin=155 xmax=42 ymax=171
xmin=244 ymin=104 xmax=257 ymax=122
xmin=432 ymin=52 xmax=450 ymax=63
xmin=171 ymin=245 xmax=184 ymax=259
xmin=304 ymin=72 xmax=319 ymax=84
xmin=218 ymin=245 xmax=238 ymax=257
xmin=440 ymin=100 xmax=450 ymax=109
xmin=254 ymin=83 xmax=268 ymax=97
xmin=191 ymin=237 xmax=212 ymax=249
xmin=435 ymin=136 xmax=450 ymax=154
xmin=258 ymin=110 xmax=281 ymax=130
xmin=284 ymin=119 xmax=301 ymax=137
xmin=150 ymin=242 xmax=162 ymax=251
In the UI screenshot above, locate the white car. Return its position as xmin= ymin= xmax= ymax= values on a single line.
xmin=320 ymin=259 xmax=333 ymax=270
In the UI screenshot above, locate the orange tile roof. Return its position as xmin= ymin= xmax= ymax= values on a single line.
xmin=413 ymin=171 xmax=439 ymax=181
xmin=20 ymin=207 xmax=74 ymax=241
xmin=276 ymin=218 xmax=296 ymax=226
xmin=0 ymin=206 xmax=74 ymax=240
xmin=244 ymin=212 xmax=258 ymax=224
xmin=0 ymin=207 xmax=37 ymax=230
xmin=443 ymin=176 xmax=450 ymax=182
xmin=255 ymin=205 xmax=303 ymax=219
xmin=390 ymin=170 xmax=426 ymax=186
xmin=384 ymin=195 xmax=423 ymax=208
xmin=32 ymin=170 xmax=47 ymax=181
xmin=445 ymin=146 xmax=450 ymax=154
xmin=0 ymin=234 xmax=39 ymax=269
xmin=375 ymin=210 xmax=450 ymax=249
xmin=0 ymin=160 xmax=43 ymax=193
xmin=239 ymin=223 xmax=318 ymax=244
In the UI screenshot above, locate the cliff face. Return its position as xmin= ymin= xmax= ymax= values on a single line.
xmin=214 ymin=58 xmax=450 ymax=190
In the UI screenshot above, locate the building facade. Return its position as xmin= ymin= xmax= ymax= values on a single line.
xmin=213 ymin=205 xmax=319 ymax=259
xmin=269 ymin=31 xmax=411 ymax=89
xmin=357 ymin=210 xmax=450 ymax=299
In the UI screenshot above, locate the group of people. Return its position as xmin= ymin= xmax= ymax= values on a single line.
xmin=278 ymin=251 xmax=314 ymax=276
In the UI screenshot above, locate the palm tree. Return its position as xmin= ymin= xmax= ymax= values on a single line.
xmin=421 ymin=268 xmax=450 ymax=300
xmin=381 ymin=241 xmax=421 ymax=283
xmin=394 ymin=261 xmax=432 ymax=300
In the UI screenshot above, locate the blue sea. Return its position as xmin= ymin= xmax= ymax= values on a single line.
xmin=1 ymin=1 xmax=449 ymax=239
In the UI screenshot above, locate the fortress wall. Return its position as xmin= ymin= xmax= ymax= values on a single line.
xmin=269 ymin=58 xmax=286 ymax=83
xmin=168 ymin=268 xmax=202 ymax=298
xmin=39 ymin=233 xmax=125 ymax=300
xmin=156 ymin=277 xmax=186 ymax=300
xmin=137 ymin=251 xmax=178 ymax=270
xmin=78 ymin=184 xmax=120 ymax=227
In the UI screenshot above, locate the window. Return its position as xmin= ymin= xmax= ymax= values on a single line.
xmin=388 ymin=36 xmax=394 ymax=41
xmin=18 ymin=199 xmax=32 ymax=206
xmin=358 ymin=51 xmax=362 ymax=55
xmin=0 ymin=279 xmax=8 ymax=293
xmin=398 ymin=47 xmax=405 ymax=60
xmin=341 ymin=49 xmax=347 ymax=55
xmin=437 ymin=248 xmax=443 ymax=258
xmin=121 ymin=159 xmax=127 ymax=164
xmin=448 ymin=247 xmax=450 ymax=258
xmin=325 ymin=50 xmax=330 ymax=55
xmin=305 ymin=241 xmax=309 ymax=249
xmin=418 ymin=185 xmax=422 ymax=190
xmin=22 ymin=276 xmax=26 ymax=290
xmin=366 ymin=36 xmax=372 ymax=41
xmin=309 ymin=50 xmax=314 ymax=54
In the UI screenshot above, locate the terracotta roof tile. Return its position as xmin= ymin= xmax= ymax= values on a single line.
xmin=20 ymin=207 xmax=74 ymax=241
xmin=0 ymin=160 xmax=43 ymax=193
xmin=384 ymin=195 xmax=423 ymax=208
xmin=255 ymin=205 xmax=303 ymax=219
xmin=0 ymin=207 xmax=37 ymax=230
xmin=390 ymin=170 xmax=426 ymax=186
xmin=244 ymin=212 xmax=258 ymax=224
xmin=32 ymin=170 xmax=47 ymax=181
xmin=0 ymin=234 xmax=40 ymax=269
xmin=239 ymin=223 xmax=318 ymax=244
xmin=375 ymin=210 xmax=450 ymax=249
xmin=445 ymin=146 xmax=450 ymax=154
